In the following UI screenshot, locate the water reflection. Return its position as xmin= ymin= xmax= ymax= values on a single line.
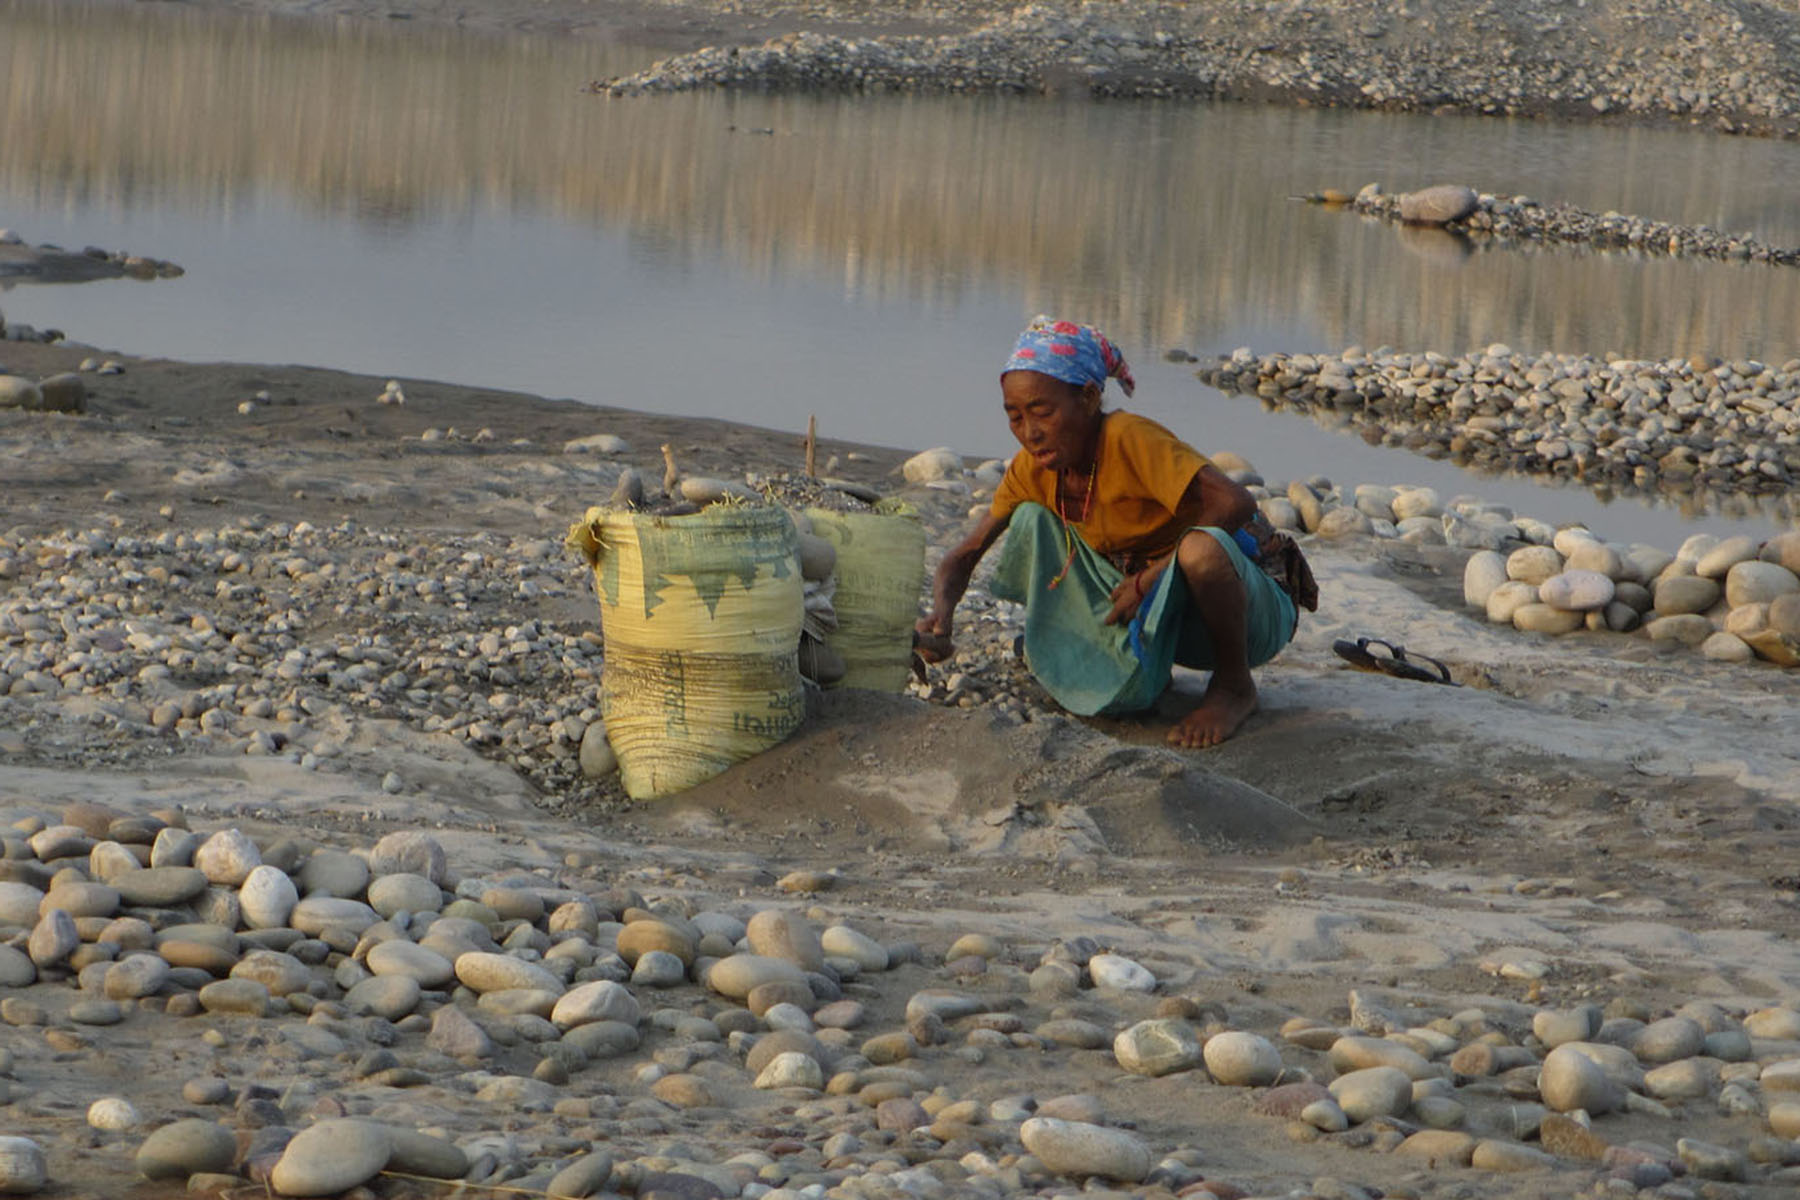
xmin=2 ymin=0 xmax=1797 ymax=540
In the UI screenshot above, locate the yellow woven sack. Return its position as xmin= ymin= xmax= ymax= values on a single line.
xmin=804 ymin=507 xmax=926 ymax=692
xmin=566 ymin=504 xmax=804 ymax=799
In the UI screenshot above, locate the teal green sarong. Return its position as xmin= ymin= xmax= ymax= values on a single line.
xmin=990 ymin=502 xmax=1296 ymax=716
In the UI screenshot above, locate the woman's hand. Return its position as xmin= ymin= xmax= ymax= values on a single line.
xmin=1104 ymin=566 xmax=1157 ymax=626
xmin=913 ymin=614 xmax=955 ymax=663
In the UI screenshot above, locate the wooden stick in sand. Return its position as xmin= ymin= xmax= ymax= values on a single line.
xmin=804 ymin=414 xmax=817 ymax=478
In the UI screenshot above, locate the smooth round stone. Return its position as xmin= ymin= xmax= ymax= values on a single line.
xmin=0 ymin=1136 xmax=47 ymax=1194
xmin=1513 ymin=603 xmax=1584 ymax=634
xmin=708 ymin=954 xmax=805 ymax=1000
xmin=103 ymin=954 xmax=170 ymax=1000
xmin=1328 ymin=1066 xmax=1412 ymax=1123
xmin=1746 ymin=1008 xmax=1800 ymax=1040
xmin=1506 ymin=545 xmax=1564 ymax=585
xmin=69 ymin=999 xmax=124 ymax=1025
xmin=454 ymin=951 xmax=561 ymax=995
xmin=346 ymin=974 xmax=421 ymax=1020
xmin=295 ymin=850 xmax=369 ymax=898
xmin=1635 ymin=1016 xmax=1707 ymax=1064
xmin=1019 ymin=1117 xmax=1151 ymax=1182
xmin=545 ymin=1152 xmax=614 ymax=1200
xmin=230 ymin=951 xmax=311 ymax=996
xmin=1394 ymin=1129 xmax=1476 ymax=1165
xmin=901 ymin=447 xmax=962 ymax=484
xmin=365 ymin=940 xmax=455 ymax=987
xmin=270 ymin=1119 xmax=392 ymax=1197
xmin=616 ymin=919 xmax=696 ymax=967
xmin=384 ymin=1128 xmax=466 ymax=1181
xmin=1772 ymin=594 xmax=1800 ymax=636
xmin=193 ymin=829 xmax=260 ymax=886
xmin=1539 ymin=1044 xmax=1622 ymax=1115
xmin=1533 ymin=1006 xmax=1601 ymax=1048
xmin=1391 ymin=487 xmax=1440 ymax=520
xmin=1677 ymin=1137 xmax=1748 ymax=1182
xmin=1038 ymin=1018 xmax=1111 ymax=1049
xmin=1726 ymin=560 xmax=1800 ymax=608
xmin=1564 ymin=541 xmax=1624 ymax=578
xmin=1463 ymin=551 xmax=1508 ymax=609
xmin=1645 ymin=1058 xmax=1718 ymax=1100
xmin=1769 ymin=1100 xmax=1800 ymax=1139
xmin=746 ymin=909 xmax=826 ymax=972
xmin=1314 ymin=507 xmax=1371 ymax=538
xmin=1702 ymin=632 xmax=1754 ymax=663
xmin=1301 ymin=1098 xmax=1349 ymax=1132
xmin=821 ymin=925 xmax=888 ymax=971
xmin=1696 ymin=535 xmax=1759 ymax=578
xmin=198 ymin=978 xmax=269 ymax=1016
xmin=368 ymin=832 xmax=447 ymax=884
xmin=87 ymin=1097 xmax=141 ymax=1131
xmin=1329 ymin=1036 xmax=1432 ymax=1080
xmin=763 ymin=1001 xmax=813 ymax=1033
xmin=39 ymin=881 xmax=119 ymax=919
xmin=747 ymin=979 xmax=816 ymax=1016
xmin=1204 ymin=1031 xmax=1283 ymax=1087
xmin=1486 ymin=580 xmax=1538 ymax=624
xmin=1398 ymin=184 xmax=1478 ymax=224
xmin=237 ymin=866 xmax=298 ymax=929
xmin=561 ymin=1019 xmax=638 ymax=1059
xmin=551 ymin=979 xmax=639 ymax=1031
xmin=0 ymin=883 xmax=42 ymax=927
xmin=1559 ymin=1041 xmax=1646 ymax=1092
xmin=1472 ymin=1139 xmax=1555 ymax=1172
xmin=0 ymin=946 xmax=35 ymax=987
xmin=1764 ymin=1060 xmax=1800 ymax=1092
xmin=480 ymin=886 xmax=544 ymax=923
xmin=631 ymin=949 xmax=685 ymax=987
xmin=367 ymin=873 xmax=442 ymax=918
xmin=289 ymin=897 xmax=378 ymax=936
xmin=1412 ymin=1093 xmax=1466 ymax=1129
xmin=1088 ymin=953 xmax=1154 ymax=991
xmin=135 ymin=1119 xmax=236 ymax=1180
xmin=1645 ymin=614 xmax=1715 ymax=646
xmin=29 ymin=826 xmax=94 ymax=861
xmin=476 ymin=988 xmax=558 ymax=1018
xmin=1654 ymin=574 xmax=1721 ymax=615
xmin=1113 ymin=1019 xmax=1200 ymax=1077
xmin=755 ymin=1050 xmax=823 ymax=1090
xmin=946 ymin=932 xmax=1003 ymax=960
xmin=27 ymin=910 xmax=78 ymax=967
xmin=112 ymin=867 xmax=207 ymax=907
xmin=148 ymin=828 xmax=199 ymax=869
xmin=1539 ymin=569 xmax=1614 ymax=612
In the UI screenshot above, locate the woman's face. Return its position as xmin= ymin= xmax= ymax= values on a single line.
xmin=1002 ymin=371 xmax=1101 ymax=473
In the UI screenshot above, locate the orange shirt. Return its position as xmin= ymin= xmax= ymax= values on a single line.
xmin=991 ymin=411 xmax=1210 ymax=561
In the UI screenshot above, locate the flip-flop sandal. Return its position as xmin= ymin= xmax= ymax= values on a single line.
xmin=1332 ymin=637 xmax=1459 ymax=685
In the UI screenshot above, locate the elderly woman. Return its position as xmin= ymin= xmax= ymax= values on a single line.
xmin=915 ymin=317 xmax=1308 ymax=747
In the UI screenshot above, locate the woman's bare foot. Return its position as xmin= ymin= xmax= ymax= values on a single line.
xmin=1167 ymin=675 xmax=1259 ymax=748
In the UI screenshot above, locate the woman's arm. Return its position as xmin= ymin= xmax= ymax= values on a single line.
xmin=915 ymin=510 xmax=1011 ymax=662
xmin=1103 ymin=465 xmax=1256 ymax=625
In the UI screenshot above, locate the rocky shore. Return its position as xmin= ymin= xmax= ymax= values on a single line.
xmin=1320 ymin=184 xmax=1800 ymax=268
xmin=1196 ymin=347 xmax=1800 ymax=519
xmin=6 ymin=813 xmax=1800 ymax=1198
xmin=589 ymin=0 xmax=1800 ymax=138
xmin=5 ymin=336 xmax=1800 ymax=1199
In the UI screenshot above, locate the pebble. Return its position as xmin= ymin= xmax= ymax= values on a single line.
xmin=1087 ymin=953 xmax=1154 ymax=991
xmin=1113 ymin=1018 xmax=1201 ymax=1076
xmin=86 ymin=1097 xmax=140 ymax=1132
xmin=1539 ymin=1044 xmax=1624 ymax=1115
xmin=135 ymin=1119 xmax=236 ymax=1180
xmin=0 ymin=1137 xmax=46 ymax=1195
xmin=1328 ymin=1066 xmax=1413 ymax=1123
xmin=1018 ymin=1117 xmax=1151 ymax=1182
xmin=1204 ymin=1030 xmax=1284 ymax=1086
xmin=270 ymin=1119 xmax=393 ymax=1196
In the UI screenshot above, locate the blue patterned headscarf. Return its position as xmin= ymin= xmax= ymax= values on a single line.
xmin=1001 ymin=316 xmax=1136 ymax=397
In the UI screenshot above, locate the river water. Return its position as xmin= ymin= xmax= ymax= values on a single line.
xmin=3 ymin=0 xmax=1798 ymax=545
